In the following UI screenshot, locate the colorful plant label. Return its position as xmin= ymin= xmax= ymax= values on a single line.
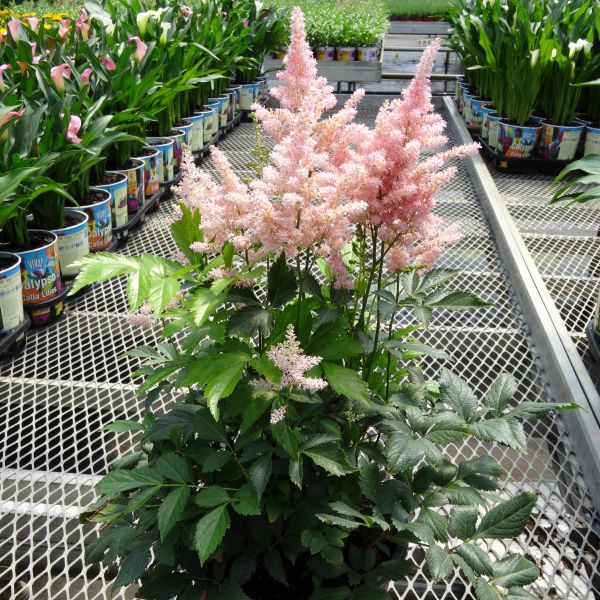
xmin=496 ymin=122 xmax=540 ymax=158
xmin=204 ymin=106 xmax=219 ymax=142
xmin=584 ymin=126 xmax=600 ymax=157
xmin=226 ymin=87 xmax=241 ymax=116
xmin=357 ymin=47 xmax=378 ymax=61
xmin=487 ymin=115 xmax=500 ymax=149
xmin=19 ymin=236 xmax=61 ymax=305
xmin=96 ymin=175 xmax=128 ymax=227
xmin=481 ymin=107 xmax=496 ymax=140
xmin=168 ymin=132 xmax=185 ymax=171
xmin=147 ymin=139 xmax=174 ymax=183
xmin=186 ymin=113 xmax=206 ymax=151
xmin=137 ymin=150 xmax=161 ymax=196
xmin=126 ymin=161 xmax=145 ymax=211
xmin=467 ymin=99 xmax=490 ymax=130
xmin=54 ymin=211 xmax=89 ymax=277
xmin=337 ymin=47 xmax=355 ymax=61
xmin=178 ymin=122 xmax=193 ymax=146
xmin=240 ymin=85 xmax=255 ymax=111
xmin=0 ymin=257 xmax=24 ymax=331
xmin=82 ymin=196 xmax=113 ymax=251
xmin=538 ymin=123 xmax=584 ymax=161
xmin=315 ymin=47 xmax=335 ymax=61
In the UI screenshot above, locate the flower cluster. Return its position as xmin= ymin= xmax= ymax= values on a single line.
xmin=267 ymin=325 xmax=327 ymax=391
xmin=176 ymin=7 xmax=477 ymax=285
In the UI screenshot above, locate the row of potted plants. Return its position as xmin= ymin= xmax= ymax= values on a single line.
xmin=71 ymin=10 xmax=578 ymax=599
xmin=268 ymin=0 xmax=389 ymax=62
xmin=448 ymin=0 xmax=600 ymax=161
xmin=0 ymin=0 xmax=284 ymax=348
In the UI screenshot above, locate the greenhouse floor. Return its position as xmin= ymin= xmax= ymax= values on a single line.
xmin=0 ymin=98 xmax=599 ymax=600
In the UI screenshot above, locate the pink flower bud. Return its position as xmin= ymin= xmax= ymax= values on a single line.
xmin=0 ymin=108 xmax=24 ymax=142
xmin=100 ymin=56 xmax=116 ymax=71
xmin=8 ymin=20 xmax=21 ymax=43
xmin=81 ymin=67 xmax=93 ymax=85
xmin=181 ymin=6 xmax=193 ymax=17
xmin=0 ymin=64 xmax=10 ymax=92
xmin=26 ymin=17 xmax=39 ymax=32
xmin=58 ymin=23 xmax=70 ymax=41
xmin=76 ymin=9 xmax=90 ymax=40
xmin=50 ymin=63 xmax=71 ymax=94
xmin=128 ymin=36 xmax=148 ymax=64
xmin=66 ymin=115 xmax=82 ymax=144
xmin=242 ymin=19 xmax=249 ymax=28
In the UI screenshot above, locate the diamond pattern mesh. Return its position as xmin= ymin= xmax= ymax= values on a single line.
xmin=493 ymin=170 xmax=600 ymax=389
xmin=0 ymin=106 xmax=598 ymax=600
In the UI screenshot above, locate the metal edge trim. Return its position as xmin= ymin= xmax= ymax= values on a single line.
xmin=441 ymin=95 xmax=600 ymax=509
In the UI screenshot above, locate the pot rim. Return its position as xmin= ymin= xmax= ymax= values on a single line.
xmin=83 ymin=187 xmax=112 ymax=205
xmin=94 ymin=171 xmax=128 ymax=187
xmin=540 ymin=120 xmax=585 ymax=130
xmin=0 ymin=251 xmax=22 ymax=273
xmin=52 ymin=209 xmax=89 ymax=235
xmin=136 ymin=146 xmax=162 ymax=159
xmin=106 ymin=157 xmax=145 ymax=174
xmin=13 ymin=229 xmax=58 ymax=256
xmin=164 ymin=130 xmax=186 ymax=139
xmin=498 ymin=119 xmax=542 ymax=129
xmin=146 ymin=137 xmax=175 ymax=148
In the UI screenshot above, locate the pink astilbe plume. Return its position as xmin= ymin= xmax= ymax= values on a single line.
xmin=267 ymin=326 xmax=327 ymax=392
xmin=175 ymin=7 xmax=478 ymax=284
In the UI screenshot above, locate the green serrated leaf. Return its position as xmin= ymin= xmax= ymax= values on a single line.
xmin=484 ymin=374 xmax=517 ymax=416
xmin=472 ymin=418 xmax=527 ymax=452
xmin=148 ymin=277 xmax=180 ymax=315
xmin=155 ymin=453 xmax=191 ymax=484
xmin=96 ymin=468 xmax=163 ymax=496
xmin=104 ymin=420 xmax=145 ymax=433
xmin=440 ymin=369 xmax=479 ymax=422
xmin=194 ymin=486 xmax=230 ymax=508
xmin=473 ymin=578 xmax=502 ymax=600
xmin=455 ymin=543 xmax=494 ymax=577
xmin=359 ymin=463 xmax=380 ymax=503
xmin=491 ymin=554 xmax=540 ymax=588
xmin=264 ymin=548 xmax=288 ymax=585
xmin=474 ymin=493 xmax=536 ymax=540
xmin=321 ymin=362 xmax=368 ymax=402
xmin=448 ymin=507 xmax=478 ymax=540
xmin=158 ymin=487 xmax=190 ymax=541
xmin=426 ymin=546 xmax=453 ymax=581
xmin=249 ymin=452 xmax=272 ymax=500
xmin=304 ymin=445 xmax=356 ymax=476
xmin=232 ymin=484 xmax=261 ymax=516
xmin=267 ymin=253 xmax=297 ymax=307
xmin=194 ymin=505 xmax=231 ymax=565
xmin=417 ymin=508 xmax=448 ymax=542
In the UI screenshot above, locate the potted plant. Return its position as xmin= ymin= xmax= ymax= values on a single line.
xmin=580 ymin=84 xmax=600 ymax=156
xmin=72 ymin=11 xmax=576 ymax=599
xmin=0 ymin=105 xmax=71 ymax=326
xmin=551 ymin=153 xmax=600 ymax=358
xmin=538 ymin=0 xmax=600 ymax=162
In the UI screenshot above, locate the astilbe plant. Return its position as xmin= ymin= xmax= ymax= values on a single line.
xmin=74 ymin=8 xmax=577 ymax=600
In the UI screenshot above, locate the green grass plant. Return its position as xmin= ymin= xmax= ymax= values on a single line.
xmin=386 ymin=0 xmax=457 ymax=18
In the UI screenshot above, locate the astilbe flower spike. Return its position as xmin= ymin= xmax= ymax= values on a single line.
xmin=267 ymin=326 xmax=327 ymax=392
xmin=175 ymin=7 xmax=478 ymax=285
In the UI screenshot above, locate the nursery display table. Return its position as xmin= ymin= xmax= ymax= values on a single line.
xmin=0 ymin=100 xmax=598 ymax=599
xmin=264 ymin=42 xmax=384 ymax=91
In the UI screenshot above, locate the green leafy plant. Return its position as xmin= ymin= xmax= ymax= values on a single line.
xmin=71 ymin=18 xmax=577 ymax=597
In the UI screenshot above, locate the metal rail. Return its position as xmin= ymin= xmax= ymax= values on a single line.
xmin=441 ymin=95 xmax=600 ymax=508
